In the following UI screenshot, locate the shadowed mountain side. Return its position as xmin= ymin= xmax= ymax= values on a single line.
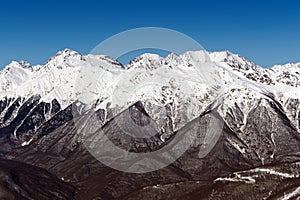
xmin=0 ymin=159 xmax=75 ymax=200
xmin=4 ymin=99 xmax=300 ymax=199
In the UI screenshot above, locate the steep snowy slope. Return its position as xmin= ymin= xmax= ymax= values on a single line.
xmin=0 ymin=49 xmax=124 ymax=108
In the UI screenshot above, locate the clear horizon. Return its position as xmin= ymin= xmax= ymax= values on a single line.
xmin=1 ymin=0 xmax=300 ymax=69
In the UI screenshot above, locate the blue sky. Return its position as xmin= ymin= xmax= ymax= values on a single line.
xmin=0 ymin=0 xmax=299 ymax=68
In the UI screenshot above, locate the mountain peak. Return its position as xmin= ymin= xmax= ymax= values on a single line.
xmin=55 ymin=48 xmax=80 ymax=57
xmin=43 ymin=48 xmax=82 ymax=69
xmin=18 ymin=60 xmax=31 ymax=68
xmin=126 ymin=53 xmax=164 ymax=69
xmin=129 ymin=53 xmax=163 ymax=63
xmin=271 ymin=62 xmax=300 ymax=70
xmin=47 ymin=48 xmax=81 ymax=63
xmin=3 ymin=60 xmax=39 ymax=72
xmin=208 ymin=50 xmax=245 ymax=63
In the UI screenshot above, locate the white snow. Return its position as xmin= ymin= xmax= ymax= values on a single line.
xmin=215 ymin=173 xmax=256 ymax=184
xmin=21 ymin=137 xmax=33 ymax=146
xmin=250 ymin=168 xmax=299 ymax=178
xmin=280 ymin=186 xmax=300 ymax=200
xmin=215 ymin=166 xmax=298 ymax=185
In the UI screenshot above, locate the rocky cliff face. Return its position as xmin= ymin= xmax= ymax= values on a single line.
xmin=0 ymin=49 xmax=299 ymax=199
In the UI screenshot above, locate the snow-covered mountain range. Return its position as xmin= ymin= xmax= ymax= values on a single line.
xmin=1 ymin=49 xmax=299 ymax=138
xmin=1 ymin=49 xmax=299 ymax=106
xmin=0 ymin=49 xmax=300 ymax=199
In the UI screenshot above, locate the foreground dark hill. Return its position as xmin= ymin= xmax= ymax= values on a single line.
xmin=0 ymin=159 xmax=75 ymax=199
xmin=123 ymin=162 xmax=300 ymax=200
xmin=3 ymin=97 xmax=300 ymax=199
